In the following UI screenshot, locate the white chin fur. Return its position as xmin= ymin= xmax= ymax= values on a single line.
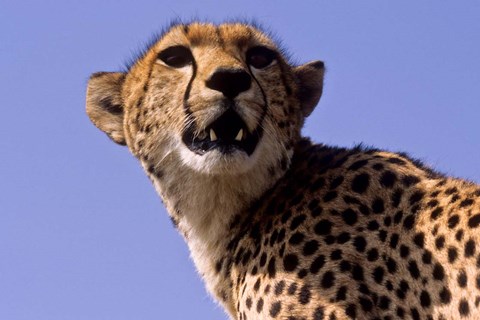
xmin=179 ymin=145 xmax=258 ymax=175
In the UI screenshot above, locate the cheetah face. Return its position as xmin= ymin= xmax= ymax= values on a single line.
xmin=86 ymin=22 xmax=324 ymax=175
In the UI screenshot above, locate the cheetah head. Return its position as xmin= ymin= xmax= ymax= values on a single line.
xmin=86 ymin=22 xmax=324 ymax=176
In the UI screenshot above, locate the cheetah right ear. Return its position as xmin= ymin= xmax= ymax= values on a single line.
xmin=86 ymin=72 xmax=126 ymax=145
xmin=294 ymin=60 xmax=325 ymax=117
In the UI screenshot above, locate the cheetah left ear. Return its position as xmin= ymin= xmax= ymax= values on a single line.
xmin=294 ymin=60 xmax=325 ymax=117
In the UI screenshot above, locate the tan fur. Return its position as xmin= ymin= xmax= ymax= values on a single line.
xmin=86 ymin=22 xmax=480 ymax=319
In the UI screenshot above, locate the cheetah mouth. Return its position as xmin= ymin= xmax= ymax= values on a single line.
xmin=182 ymin=108 xmax=260 ymax=156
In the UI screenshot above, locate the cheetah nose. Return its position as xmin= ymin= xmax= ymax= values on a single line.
xmin=205 ymin=68 xmax=251 ymax=99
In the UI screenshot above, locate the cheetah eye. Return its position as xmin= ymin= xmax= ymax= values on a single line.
xmin=158 ymin=45 xmax=193 ymax=68
xmin=246 ymin=46 xmax=277 ymax=69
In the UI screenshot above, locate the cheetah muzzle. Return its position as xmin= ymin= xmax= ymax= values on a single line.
xmin=182 ymin=106 xmax=262 ymax=156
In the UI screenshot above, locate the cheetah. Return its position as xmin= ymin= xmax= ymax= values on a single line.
xmin=86 ymin=21 xmax=480 ymax=319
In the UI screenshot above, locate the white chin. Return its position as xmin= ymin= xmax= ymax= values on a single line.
xmin=179 ymin=146 xmax=257 ymax=175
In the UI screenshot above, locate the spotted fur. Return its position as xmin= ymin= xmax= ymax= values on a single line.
xmin=86 ymin=22 xmax=480 ymax=319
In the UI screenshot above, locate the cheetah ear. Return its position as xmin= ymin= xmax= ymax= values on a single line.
xmin=86 ymin=72 xmax=126 ymax=145
xmin=294 ymin=60 xmax=325 ymax=117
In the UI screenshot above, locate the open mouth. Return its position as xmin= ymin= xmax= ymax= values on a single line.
xmin=182 ymin=108 xmax=260 ymax=156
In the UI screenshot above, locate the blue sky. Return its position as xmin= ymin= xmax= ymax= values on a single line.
xmin=1 ymin=1 xmax=479 ymax=319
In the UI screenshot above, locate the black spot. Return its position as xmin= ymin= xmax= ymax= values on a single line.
xmin=323 ymin=190 xmax=338 ymax=202
xmin=456 ymin=229 xmax=464 ymax=241
xmin=373 ymin=267 xmax=384 ymax=284
xmin=253 ymin=278 xmax=261 ymax=291
xmin=386 ymin=257 xmax=397 ymax=274
xmin=402 ymin=175 xmax=420 ymax=187
xmin=413 ymin=232 xmax=425 ymax=248
xmin=378 ymin=296 xmax=391 ymax=310
xmin=367 ymin=248 xmax=379 ymax=261
xmin=439 ymin=287 xmax=451 ymax=304
xmin=303 ymin=240 xmax=319 ymax=256
xmin=448 ymin=247 xmax=458 ymax=263
xmin=372 ymin=198 xmax=385 ymax=214
xmin=403 ymin=214 xmax=415 ymax=230
xmin=448 ymin=215 xmax=460 ymax=229
xmin=330 ymin=176 xmax=344 ymax=189
xmin=432 ymin=263 xmax=445 ymax=280
xmin=367 ymin=220 xmax=380 ymax=231
xmin=337 ymin=232 xmax=351 ymax=244
xmin=468 ymin=214 xmax=480 ymax=228
xmin=335 ymin=286 xmax=347 ymax=301
xmin=287 ymin=282 xmax=297 ymax=295
xmin=310 ymin=255 xmax=326 ymax=274
xmin=388 ymin=157 xmax=407 ymax=165
xmin=445 ymin=187 xmax=458 ymax=195
xmin=348 ymin=159 xmax=369 ymax=171
xmin=313 ymin=307 xmax=325 ymax=320
xmin=256 ymin=298 xmax=264 ymax=313
xmin=297 ymin=268 xmax=308 ymax=279
xmin=345 ymin=304 xmax=356 ymax=318
xmin=274 ymin=280 xmax=285 ymax=295
xmin=351 ymin=264 xmax=364 ymax=281
xmin=269 ymin=301 xmax=281 ymax=317
xmin=289 ymin=232 xmax=304 ymax=245
xmin=359 ymin=297 xmax=373 ymax=312
xmin=393 ymin=210 xmax=404 ymax=224
xmin=283 ymin=254 xmax=298 ymax=272
xmin=372 ymin=163 xmax=384 ymax=171
xmin=389 ymin=233 xmax=399 ymax=249
xmin=378 ymin=230 xmax=388 ymax=242
xmin=341 ymin=209 xmax=358 ymax=225
xmin=339 ymin=260 xmax=351 ymax=272
xmin=410 ymin=308 xmax=420 ymax=320
xmin=314 ymin=219 xmax=333 ymax=235
xmin=290 ymin=214 xmax=306 ymax=230
xmin=420 ymin=290 xmax=431 ymax=308
xmin=457 ymin=270 xmax=467 ymax=287
xmin=380 ymin=171 xmax=397 ymax=188
xmin=396 ymin=307 xmax=405 ymax=318
xmin=409 ymin=191 xmax=424 ymax=205
xmin=281 ymin=210 xmax=292 ymax=223
xmin=353 ymin=236 xmax=367 ymax=252
xmin=268 ymin=257 xmax=276 ymax=278
xmin=435 ymin=235 xmax=445 ymax=249
xmin=422 ymin=251 xmax=432 ymax=264
xmin=321 ymin=271 xmax=335 ymax=288
xmin=400 ymin=245 xmax=410 ymax=258
xmin=330 ymin=249 xmax=342 ymax=260
xmin=465 ymin=239 xmax=476 ymax=257
xmin=431 ymin=207 xmax=443 ymax=220
xmin=246 ymin=297 xmax=252 ymax=309
xmin=391 ymin=189 xmax=403 ymax=207
xmin=459 ymin=299 xmax=470 ymax=316
xmin=460 ymin=198 xmax=474 ymax=208
xmin=259 ymin=253 xmax=267 ymax=267
xmin=408 ymin=260 xmax=420 ymax=279
xmin=298 ymin=284 xmax=311 ymax=304
xmin=351 ymin=173 xmax=370 ymax=193
xmin=383 ymin=216 xmax=392 ymax=227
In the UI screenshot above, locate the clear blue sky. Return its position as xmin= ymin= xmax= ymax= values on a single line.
xmin=1 ymin=1 xmax=479 ymax=319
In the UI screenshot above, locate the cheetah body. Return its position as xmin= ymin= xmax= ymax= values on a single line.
xmin=86 ymin=22 xmax=480 ymax=319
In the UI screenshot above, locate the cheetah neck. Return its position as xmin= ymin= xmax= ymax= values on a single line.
xmin=145 ymin=149 xmax=286 ymax=302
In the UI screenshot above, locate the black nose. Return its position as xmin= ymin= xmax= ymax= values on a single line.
xmin=205 ymin=69 xmax=251 ymax=99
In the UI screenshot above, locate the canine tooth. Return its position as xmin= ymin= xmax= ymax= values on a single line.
xmin=209 ymin=129 xmax=217 ymax=141
xmin=235 ymin=129 xmax=244 ymax=141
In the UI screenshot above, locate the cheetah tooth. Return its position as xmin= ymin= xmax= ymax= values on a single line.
xmin=235 ymin=129 xmax=244 ymax=141
xmin=209 ymin=129 xmax=217 ymax=141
